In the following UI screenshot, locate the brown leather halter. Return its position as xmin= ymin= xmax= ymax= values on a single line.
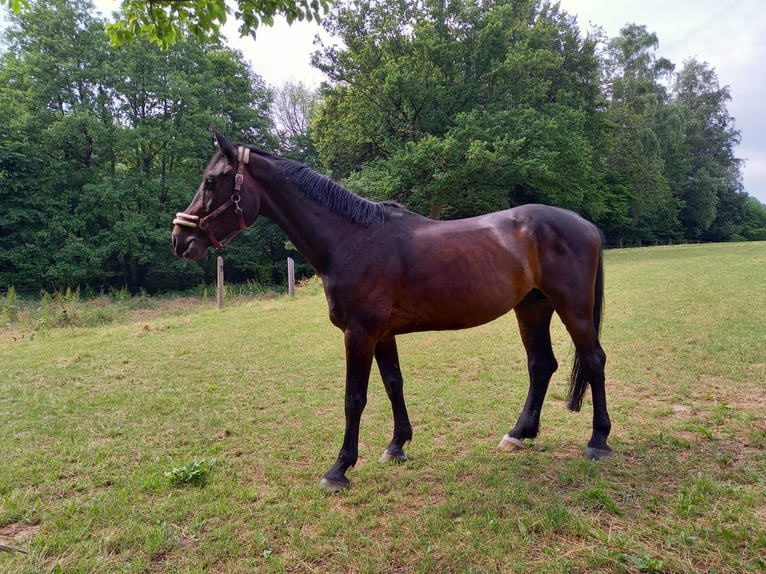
xmin=173 ymin=146 xmax=250 ymax=249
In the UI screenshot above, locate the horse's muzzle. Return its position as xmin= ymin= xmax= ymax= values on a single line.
xmin=172 ymin=228 xmax=202 ymax=259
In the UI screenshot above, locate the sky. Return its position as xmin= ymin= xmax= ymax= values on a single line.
xmin=91 ymin=1 xmax=766 ymax=203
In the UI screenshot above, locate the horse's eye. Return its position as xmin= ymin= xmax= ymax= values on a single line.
xmin=204 ymin=176 xmax=215 ymax=190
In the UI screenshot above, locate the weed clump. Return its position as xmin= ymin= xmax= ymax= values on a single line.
xmin=164 ymin=459 xmax=216 ymax=487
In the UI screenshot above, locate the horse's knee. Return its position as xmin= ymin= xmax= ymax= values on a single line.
xmin=345 ymin=392 xmax=367 ymax=415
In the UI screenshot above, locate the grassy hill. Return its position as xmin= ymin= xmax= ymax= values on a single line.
xmin=1 ymin=242 xmax=764 ymax=572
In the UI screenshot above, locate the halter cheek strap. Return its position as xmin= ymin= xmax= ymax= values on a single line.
xmin=173 ymin=146 xmax=250 ymax=249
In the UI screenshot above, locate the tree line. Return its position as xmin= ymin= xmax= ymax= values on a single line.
xmin=1 ymin=0 xmax=764 ymax=294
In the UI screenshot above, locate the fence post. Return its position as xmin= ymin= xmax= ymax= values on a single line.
xmin=217 ymin=256 xmax=224 ymax=309
xmin=287 ymin=257 xmax=295 ymax=296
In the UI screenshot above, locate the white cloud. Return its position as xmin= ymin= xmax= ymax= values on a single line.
xmin=223 ymin=18 xmax=326 ymax=88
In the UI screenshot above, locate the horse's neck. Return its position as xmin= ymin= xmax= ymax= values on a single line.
xmin=259 ymin=185 xmax=354 ymax=275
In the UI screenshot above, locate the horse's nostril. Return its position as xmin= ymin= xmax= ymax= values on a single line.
xmin=172 ymin=234 xmax=177 ymax=250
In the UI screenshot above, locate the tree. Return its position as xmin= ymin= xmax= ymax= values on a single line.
xmin=738 ymin=196 xmax=766 ymax=241
xmin=0 ymin=0 xmax=116 ymax=288
xmin=312 ymin=0 xmax=602 ymax=220
xmin=271 ymin=80 xmax=321 ymax=165
xmin=672 ymin=58 xmax=743 ymax=240
xmin=0 ymin=0 xmax=277 ymax=291
xmin=600 ymin=24 xmax=681 ymax=244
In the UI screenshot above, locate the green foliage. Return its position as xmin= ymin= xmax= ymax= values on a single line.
xmin=579 ymin=22 xmax=754 ymax=245
xmin=36 ymin=288 xmax=81 ymax=330
xmin=313 ymin=0 xmax=602 ymax=220
xmin=627 ymin=550 xmax=665 ymax=573
xmin=740 ymin=197 xmax=766 ymax=240
xmin=254 ymin=529 xmax=273 ymax=558
xmin=673 ymin=59 xmax=744 ymax=240
xmin=312 ymin=2 xmax=762 ymax=243
xmin=105 ymin=0 xmax=332 ymax=49
xmin=31 ymin=287 xmax=126 ymax=330
xmin=271 ymin=80 xmax=322 ymax=164
xmin=165 ymin=459 xmax=216 ymax=487
xmin=294 ymin=274 xmax=324 ymax=296
xmin=0 ymin=286 xmax=18 ymax=323
xmin=0 ymin=0 xmax=279 ymax=293
xmin=0 ymin=0 xmax=28 ymax=12
xmin=1 ymin=0 xmax=764 ymax=297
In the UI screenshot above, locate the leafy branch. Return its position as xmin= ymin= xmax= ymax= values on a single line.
xmin=1 ymin=0 xmax=331 ymax=49
xmin=106 ymin=0 xmax=332 ymax=48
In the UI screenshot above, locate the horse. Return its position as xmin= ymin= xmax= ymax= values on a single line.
xmin=171 ymin=129 xmax=612 ymax=491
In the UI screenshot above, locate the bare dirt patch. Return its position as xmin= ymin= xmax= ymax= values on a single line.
xmin=0 ymin=521 xmax=40 ymax=548
xmin=671 ymin=404 xmax=692 ymax=417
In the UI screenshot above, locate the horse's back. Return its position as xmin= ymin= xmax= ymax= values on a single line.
xmin=372 ymin=204 xmax=597 ymax=334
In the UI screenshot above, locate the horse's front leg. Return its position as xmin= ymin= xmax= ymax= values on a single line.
xmin=319 ymin=328 xmax=375 ymax=491
xmin=375 ymin=337 xmax=413 ymax=463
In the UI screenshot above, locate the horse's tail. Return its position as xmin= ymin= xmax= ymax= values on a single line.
xmin=567 ymin=247 xmax=604 ymax=412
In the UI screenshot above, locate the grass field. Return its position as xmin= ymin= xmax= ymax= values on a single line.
xmin=1 ymin=242 xmax=765 ymax=573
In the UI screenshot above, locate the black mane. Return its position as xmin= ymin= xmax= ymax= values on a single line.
xmin=250 ymin=148 xmax=386 ymax=227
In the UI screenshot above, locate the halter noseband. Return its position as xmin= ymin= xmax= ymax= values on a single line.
xmin=173 ymin=146 xmax=251 ymax=249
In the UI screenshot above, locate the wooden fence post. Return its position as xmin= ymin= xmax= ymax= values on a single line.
xmin=287 ymin=257 xmax=295 ymax=296
xmin=217 ymin=256 xmax=224 ymax=309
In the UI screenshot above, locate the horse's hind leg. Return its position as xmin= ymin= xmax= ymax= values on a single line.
xmin=499 ymin=290 xmax=558 ymax=452
xmin=568 ymin=329 xmax=611 ymax=459
xmin=552 ymin=300 xmax=612 ymax=459
xmin=583 ymin=345 xmax=611 ymax=459
xmin=375 ymin=337 xmax=413 ymax=463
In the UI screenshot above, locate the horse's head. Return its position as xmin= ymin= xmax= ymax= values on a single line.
xmin=172 ymin=130 xmax=263 ymax=259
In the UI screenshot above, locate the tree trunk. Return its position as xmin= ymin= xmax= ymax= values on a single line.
xmin=428 ymin=201 xmax=442 ymax=220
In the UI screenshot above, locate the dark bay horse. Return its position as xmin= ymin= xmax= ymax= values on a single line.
xmin=172 ymin=130 xmax=612 ymax=491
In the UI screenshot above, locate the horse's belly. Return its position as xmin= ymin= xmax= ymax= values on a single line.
xmin=389 ymin=286 xmax=520 ymax=334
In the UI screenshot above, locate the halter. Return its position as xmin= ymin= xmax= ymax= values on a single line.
xmin=173 ymin=146 xmax=250 ymax=249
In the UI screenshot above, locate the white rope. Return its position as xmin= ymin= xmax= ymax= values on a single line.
xmin=173 ymin=212 xmax=199 ymax=228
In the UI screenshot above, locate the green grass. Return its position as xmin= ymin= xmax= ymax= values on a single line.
xmin=1 ymin=243 xmax=765 ymax=573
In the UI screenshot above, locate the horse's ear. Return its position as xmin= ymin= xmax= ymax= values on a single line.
xmin=211 ymin=128 xmax=238 ymax=164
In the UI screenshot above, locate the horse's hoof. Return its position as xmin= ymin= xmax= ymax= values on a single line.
xmin=585 ymin=446 xmax=613 ymax=460
xmin=318 ymin=475 xmax=349 ymax=492
xmin=498 ymin=434 xmax=524 ymax=452
xmin=378 ymin=449 xmax=408 ymax=463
